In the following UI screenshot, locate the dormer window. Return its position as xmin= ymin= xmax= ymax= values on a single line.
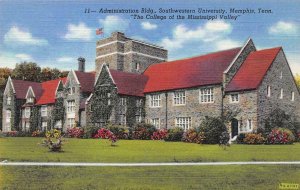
xmin=68 ymin=87 xmax=76 ymax=95
xmin=27 ymin=97 xmax=34 ymax=103
xmin=7 ymin=96 xmax=11 ymax=105
xmin=230 ymin=94 xmax=239 ymax=103
xmin=135 ymin=63 xmax=140 ymax=71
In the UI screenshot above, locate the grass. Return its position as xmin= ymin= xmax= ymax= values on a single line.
xmin=0 ymin=137 xmax=300 ymax=162
xmin=1 ymin=165 xmax=300 ymax=189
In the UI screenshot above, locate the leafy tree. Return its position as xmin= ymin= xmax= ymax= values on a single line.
xmin=11 ymin=62 xmax=41 ymax=81
xmin=294 ymin=74 xmax=300 ymax=89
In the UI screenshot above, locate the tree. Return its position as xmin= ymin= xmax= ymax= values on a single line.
xmin=11 ymin=62 xmax=41 ymax=82
xmin=294 ymin=74 xmax=300 ymax=89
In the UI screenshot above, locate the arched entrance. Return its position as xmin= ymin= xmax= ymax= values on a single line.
xmin=231 ymin=118 xmax=239 ymax=138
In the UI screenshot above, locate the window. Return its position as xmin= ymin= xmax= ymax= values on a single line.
xmin=56 ymin=92 xmax=63 ymax=98
xmin=135 ymin=62 xmax=140 ymax=71
xmin=230 ymin=94 xmax=239 ymax=103
xmin=173 ymin=91 xmax=186 ymax=105
xmin=150 ymin=94 xmax=161 ymax=107
xmin=152 ymin=118 xmax=160 ymax=129
xmin=25 ymin=107 xmax=31 ymax=118
xmin=175 ymin=117 xmax=191 ymax=131
xmin=6 ymin=110 xmax=11 ymax=123
xmin=120 ymin=98 xmax=126 ymax=106
xmin=7 ymin=96 xmax=11 ymax=105
xmin=247 ymin=119 xmax=252 ymax=131
xmin=200 ymin=88 xmax=214 ymax=103
xmin=67 ymin=101 xmax=75 ymax=113
xmin=68 ymin=118 xmax=76 ymax=128
xmin=68 ymin=87 xmax=76 ymax=95
xmin=108 ymin=93 xmax=111 ymax=105
xmin=291 ymin=91 xmax=295 ymax=101
xmin=280 ymin=71 xmax=283 ymax=79
xmin=120 ymin=114 xmax=126 ymax=125
xmin=136 ymin=99 xmax=142 ymax=107
xmin=42 ymin=122 xmax=47 ymax=131
xmin=136 ymin=115 xmax=142 ymax=123
xmin=27 ymin=97 xmax=34 ymax=103
xmin=55 ymin=120 xmax=62 ymax=129
xmin=280 ymin=88 xmax=283 ymax=99
xmin=267 ymin=86 xmax=271 ymax=97
xmin=41 ymin=106 xmax=47 ymax=117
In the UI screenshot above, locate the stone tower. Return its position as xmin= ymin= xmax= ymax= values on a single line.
xmin=78 ymin=57 xmax=85 ymax=72
xmin=95 ymin=32 xmax=168 ymax=74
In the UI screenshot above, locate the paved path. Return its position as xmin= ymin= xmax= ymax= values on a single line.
xmin=1 ymin=161 xmax=300 ymax=167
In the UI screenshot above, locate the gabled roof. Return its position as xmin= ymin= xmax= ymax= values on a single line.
xmin=225 ymin=47 xmax=282 ymax=92
xmin=110 ymin=69 xmax=148 ymax=97
xmin=143 ymin=48 xmax=241 ymax=93
xmin=75 ymin=71 xmax=95 ymax=93
xmin=11 ymin=79 xmax=41 ymax=99
xmin=36 ymin=78 xmax=67 ymax=105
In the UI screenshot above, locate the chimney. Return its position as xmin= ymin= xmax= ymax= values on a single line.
xmin=78 ymin=57 xmax=85 ymax=72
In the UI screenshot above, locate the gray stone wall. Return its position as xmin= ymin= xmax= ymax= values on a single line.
xmin=95 ymin=32 xmax=167 ymax=74
xmin=224 ymin=91 xmax=258 ymax=135
xmin=223 ymin=39 xmax=256 ymax=87
xmin=145 ymin=85 xmax=223 ymax=129
xmin=2 ymin=81 xmax=15 ymax=132
xmin=257 ymin=49 xmax=300 ymax=128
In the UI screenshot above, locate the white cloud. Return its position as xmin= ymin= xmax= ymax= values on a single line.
xmin=4 ymin=26 xmax=48 ymax=46
xmin=0 ymin=51 xmax=34 ymax=68
xmin=215 ymin=39 xmax=242 ymax=51
xmin=160 ymin=20 xmax=232 ymax=51
xmin=99 ymin=15 xmax=129 ymax=34
xmin=64 ymin=22 xmax=93 ymax=41
xmin=57 ymin=56 xmax=74 ymax=63
xmin=269 ymin=21 xmax=298 ymax=35
xmin=141 ymin=22 xmax=157 ymax=30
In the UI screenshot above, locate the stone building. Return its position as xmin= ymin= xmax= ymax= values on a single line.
xmin=2 ymin=32 xmax=299 ymax=139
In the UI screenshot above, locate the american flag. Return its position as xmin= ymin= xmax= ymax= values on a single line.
xmin=96 ymin=28 xmax=103 ymax=35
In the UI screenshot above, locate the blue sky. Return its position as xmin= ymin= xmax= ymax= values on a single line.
xmin=0 ymin=0 xmax=299 ymax=74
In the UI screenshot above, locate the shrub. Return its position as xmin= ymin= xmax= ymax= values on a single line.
xmin=82 ymin=125 xmax=100 ymax=139
xmin=132 ymin=123 xmax=157 ymax=140
xmin=236 ymin=133 xmax=246 ymax=144
xmin=199 ymin=117 xmax=227 ymax=144
xmin=31 ymin=130 xmax=44 ymax=137
xmin=66 ymin=127 xmax=84 ymax=138
xmin=41 ymin=129 xmax=63 ymax=152
xmin=151 ymin=129 xmax=168 ymax=140
xmin=106 ymin=124 xmax=130 ymax=139
xmin=181 ymin=128 xmax=205 ymax=144
xmin=267 ymin=128 xmax=295 ymax=144
xmin=243 ymin=133 xmax=265 ymax=144
xmin=5 ymin=131 xmax=18 ymax=137
xmin=93 ymin=128 xmax=118 ymax=146
xmin=165 ymin=127 xmax=184 ymax=141
xmin=219 ymin=131 xmax=230 ymax=148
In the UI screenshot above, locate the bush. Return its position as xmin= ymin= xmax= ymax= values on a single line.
xmin=4 ymin=131 xmax=18 ymax=137
xmin=199 ymin=117 xmax=227 ymax=144
xmin=132 ymin=123 xmax=157 ymax=140
xmin=236 ymin=133 xmax=246 ymax=144
xmin=31 ymin=130 xmax=44 ymax=137
xmin=66 ymin=127 xmax=84 ymax=138
xmin=93 ymin=128 xmax=118 ymax=146
xmin=267 ymin=128 xmax=295 ymax=144
xmin=82 ymin=125 xmax=100 ymax=139
xmin=151 ymin=129 xmax=168 ymax=140
xmin=219 ymin=131 xmax=230 ymax=147
xmin=106 ymin=124 xmax=130 ymax=139
xmin=41 ymin=129 xmax=63 ymax=152
xmin=243 ymin=133 xmax=265 ymax=144
xmin=181 ymin=128 xmax=205 ymax=144
xmin=165 ymin=127 xmax=184 ymax=141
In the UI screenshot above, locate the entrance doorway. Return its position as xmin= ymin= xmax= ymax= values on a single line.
xmin=231 ymin=118 xmax=239 ymax=137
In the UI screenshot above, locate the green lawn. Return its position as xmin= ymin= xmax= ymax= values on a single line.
xmin=0 ymin=137 xmax=300 ymax=162
xmin=1 ymin=165 xmax=300 ymax=190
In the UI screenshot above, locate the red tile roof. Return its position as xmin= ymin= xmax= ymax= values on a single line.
xmin=12 ymin=79 xmax=41 ymax=99
xmin=110 ymin=69 xmax=148 ymax=97
xmin=75 ymin=71 xmax=95 ymax=93
xmin=225 ymin=47 xmax=281 ymax=92
xmin=143 ymin=48 xmax=241 ymax=93
xmin=35 ymin=78 xmax=67 ymax=105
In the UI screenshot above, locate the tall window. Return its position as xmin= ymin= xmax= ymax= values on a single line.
xmin=267 ymin=86 xmax=271 ymax=97
xmin=150 ymin=94 xmax=161 ymax=107
xmin=173 ymin=91 xmax=186 ymax=105
xmin=135 ymin=62 xmax=140 ymax=71
xmin=175 ymin=117 xmax=191 ymax=131
xmin=291 ymin=91 xmax=295 ymax=101
xmin=41 ymin=106 xmax=47 ymax=117
xmin=6 ymin=110 xmax=11 ymax=123
xmin=108 ymin=93 xmax=111 ymax=105
xmin=247 ymin=119 xmax=252 ymax=131
xmin=280 ymin=88 xmax=283 ymax=99
xmin=68 ymin=118 xmax=76 ymax=128
xmin=25 ymin=107 xmax=31 ymax=118
xmin=152 ymin=118 xmax=160 ymax=129
xmin=200 ymin=88 xmax=214 ymax=103
xmin=42 ymin=122 xmax=47 ymax=131
xmin=230 ymin=94 xmax=239 ymax=103
xmin=67 ymin=101 xmax=75 ymax=113
xmin=120 ymin=97 xmax=126 ymax=106
xmin=7 ymin=96 xmax=11 ymax=105
xmin=136 ymin=99 xmax=142 ymax=107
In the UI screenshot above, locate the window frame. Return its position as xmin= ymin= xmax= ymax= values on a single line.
xmin=42 ymin=121 xmax=47 ymax=131
xmin=7 ymin=96 xmax=11 ymax=105
xmin=199 ymin=87 xmax=214 ymax=103
xmin=41 ymin=106 xmax=48 ymax=117
xmin=175 ymin=117 xmax=191 ymax=131
xmin=67 ymin=118 xmax=76 ymax=128
xmin=150 ymin=94 xmax=161 ymax=108
xmin=173 ymin=91 xmax=186 ymax=106
xmin=267 ymin=85 xmax=271 ymax=97
xmin=6 ymin=110 xmax=11 ymax=123
xmin=152 ymin=118 xmax=160 ymax=129
xmin=280 ymin=88 xmax=283 ymax=99
xmin=230 ymin=93 xmax=239 ymax=103
xmin=25 ymin=107 xmax=31 ymax=118
xmin=291 ymin=91 xmax=295 ymax=101
xmin=67 ymin=100 xmax=75 ymax=113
